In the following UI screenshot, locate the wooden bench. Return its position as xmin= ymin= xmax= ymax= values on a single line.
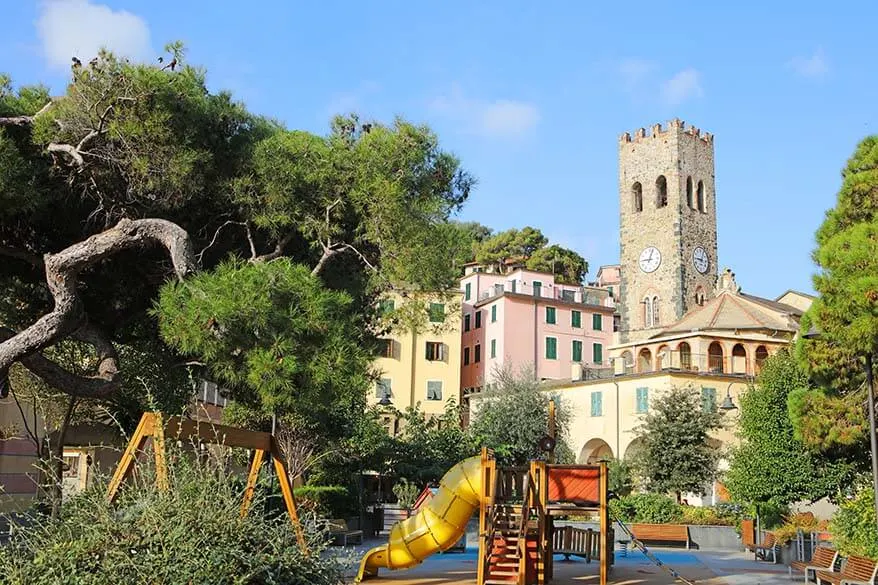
xmin=328 ymin=518 xmax=363 ymax=546
xmin=630 ymin=524 xmax=690 ymax=549
xmin=553 ymin=525 xmax=597 ymax=561
xmin=752 ymin=531 xmax=780 ymax=563
xmin=789 ymin=546 xmax=838 ymax=582
xmin=814 ymin=555 xmax=878 ymax=585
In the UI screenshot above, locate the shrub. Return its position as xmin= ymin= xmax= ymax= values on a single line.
xmin=294 ymin=485 xmax=356 ymax=519
xmin=0 ymin=448 xmax=346 ymax=585
xmin=392 ymin=478 xmax=421 ymax=510
xmin=609 ymin=493 xmax=682 ymax=524
xmin=830 ymin=484 xmax=878 ymax=559
xmin=680 ymin=505 xmax=740 ymax=526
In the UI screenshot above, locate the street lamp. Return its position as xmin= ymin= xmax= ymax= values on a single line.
xmin=803 ymin=327 xmax=878 ymax=528
xmin=718 ymin=382 xmax=738 ymax=411
xmin=378 ymin=393 xmax=392 ymax=407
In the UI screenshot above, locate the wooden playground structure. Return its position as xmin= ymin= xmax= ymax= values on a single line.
xmin=104 ymin=412 xmax=306 ymax=550
xmin=477 ymin=448 xmax=612 ymax=585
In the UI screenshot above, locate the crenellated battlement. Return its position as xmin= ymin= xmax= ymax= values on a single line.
xmin=619 ymin=118 xmax=713 ymax=145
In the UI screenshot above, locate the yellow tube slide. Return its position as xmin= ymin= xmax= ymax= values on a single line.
xmin=355 ymin=455 xmax=482 ymax=582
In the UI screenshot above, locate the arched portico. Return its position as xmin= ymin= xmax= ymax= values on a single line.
xmin=578 ymin=438 xmax=614 ymax=464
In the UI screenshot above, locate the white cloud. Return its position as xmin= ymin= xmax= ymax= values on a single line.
xmin=660 ymin=68 xmax=704 ymax=105
xmin=430 ymin=84 xmax=540 ymax=139
xmin=789 ymin=48 xmax=829 ymax=79
xmin=37 ymin=0 xmax=152 ymax=70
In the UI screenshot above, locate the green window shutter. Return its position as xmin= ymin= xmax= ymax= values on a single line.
xmin=546 ymin=307 xmax=556 ymax=324
xmin=465 ymin=282 xmax=471 ymax=301
xmin=592 ymin=343 xmax=603 ymax=364
xmin=572 ymin=340 xmax=583 ymax=362
xmin=490 ymin=339 xmax=496 ymax=359
xmin=608 ymin=286 xmax=614 ymax=298
xmin=571 ymin=310 xmax=581 ymax=328
xmin=475 ymin=311 xmax=482 ymax=328
xmin=591 ymin=391 xmax=603 ymax=417
xmin=474 ymin=344 xmax=481 ymax=363
xmin=464 ymin=314 xmax=471 ymax=332
xmin=545 ymin=337 xmax=557 ymax=360
xmin=701 ymin=387 xmax=717 ymax=412
xmin=491 ymin=305 xmax=497 ymax=322
xmin=592 ymin=313 xmax=602 ymax=331
xmin=428 ymin=303 xmax=445 ymax=323
xmin=636 ymin=387 xmax=649 ymax=413
xmin=427 ymin=381 xmax=443 ymax=401
xmin=379 ymin=299 xmax=395 ymax=315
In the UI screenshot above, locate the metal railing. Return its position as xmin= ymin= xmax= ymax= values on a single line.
xmin=476 ymin=282 xmax=611 ymax=307
xmin=618 ymin=350 xmax=762 ymax=376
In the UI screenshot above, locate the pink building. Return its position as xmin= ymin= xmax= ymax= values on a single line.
xmin=459 ymin=262 xmax=616 ymax=392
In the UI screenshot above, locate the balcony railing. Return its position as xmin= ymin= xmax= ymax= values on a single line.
xmin=476 ymin=282 xmax=611 ymax=307
xmin=617 ymin=350 xmax=763 ymax=377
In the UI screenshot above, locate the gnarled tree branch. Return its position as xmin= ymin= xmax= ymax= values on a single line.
xmin=0 ymin=218 xmax=197 ymax=387
xmin=0 ymin=100 xmax=54 ymax=127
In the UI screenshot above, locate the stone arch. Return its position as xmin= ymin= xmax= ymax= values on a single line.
xmin=652 ymin=295 xmax=660 ymax=326
xmin=677 ymin=341 xmax=692 ymax=370
xmin=624 ymin=437 xmax=646 ymax=462
xmin=686 ymin=176 xmax=693 ymax=208
xmin=656 ymin=344 xmax=670 ymax=370
xmin=732 ymin=343 xmax=747 ymax=374
xmin=632 ymin=182 xmax=643 ymax=212
xmin=578 ymin=438 xmax=614 ymax=464
xmin=638 ymin=347 xmax=652 ymax=373
xmin=697 ymin=180 xmax=705 ymax=212
xmin=694 ymin=286 xmax=706 ymax=306
xmin=656 ymin=175 xmax=668 ymax=208
xmin=621 ymin=350 xmax=634 ymax=373
xmin=755 ymin=345 xmax=769 ymax=374
xmin=643 ymin=296 xmax=653 ymax=328
xmin=708 ymin=341 xmax=724 ymax=373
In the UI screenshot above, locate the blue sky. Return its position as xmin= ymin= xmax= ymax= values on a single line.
xmin=3 ymin=1 xmax=877 ymax=298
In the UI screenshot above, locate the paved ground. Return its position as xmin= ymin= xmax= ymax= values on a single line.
xmin=338 ymin=540 xmax=796 ymax=584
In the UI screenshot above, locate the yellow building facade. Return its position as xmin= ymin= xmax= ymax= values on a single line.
xmin=369 ymin=291 xmax=463 ymax=434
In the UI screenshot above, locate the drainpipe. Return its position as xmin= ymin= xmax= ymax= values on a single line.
xmin=533 ymin=296 xmax=539 ymax=380
xmin=613 ymin=380 xmax=621 ymax=458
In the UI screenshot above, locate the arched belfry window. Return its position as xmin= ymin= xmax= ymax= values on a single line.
xmin=652 ymin=296 xmax=660 ymax=326
xmin=694 ymin=286 xmax=705 ymax=306
xmin=686 ymin=176 xmax=693 ymax=208
xmin=632 ymin=182 xmax=643 ymax=212
xmin=656 ymin=175 xmax=668 ymax=208
xmin=643 ymin=296 xmax=653 ymax=328
xmin=697 ymin=180 xmax=705 ymax=212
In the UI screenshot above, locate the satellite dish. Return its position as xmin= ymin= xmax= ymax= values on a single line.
xmin=538 ymin=435 xmax=556 ymax=453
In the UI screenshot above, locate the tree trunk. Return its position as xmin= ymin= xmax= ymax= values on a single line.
xmin=50 ymin=396 xmax=77 ymax=519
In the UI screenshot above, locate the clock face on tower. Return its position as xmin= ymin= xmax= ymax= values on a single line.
xmin=638 ymin=246 xmax=661 ymax=273
xmin=692 ymin=246 xmax=709 ymax=274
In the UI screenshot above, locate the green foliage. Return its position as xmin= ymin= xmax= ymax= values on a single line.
xmin=473 ymin=227 xmax=588 ymax=284
xmin=725 ymin=350 xmax=856 ymax=507
xmin=607 ymin=457 xmax=634 ymax=497
xmin=787 ymin=386 xmax=868 ymax=451
xmin=391 ymin=479 xmax=421 ymax=510
xmin=608 ymin=493 xmax=682 ymax=524
xmin=679 ymin=505 xmax=743 ymax=527
xmin=293 ymin=485 xmax=355 ymax=519
xmin=156 ymin=259 xmax=370 ymax=439
xmin=830 ymin=482 xmax=878 ymax=559
xmin=0 ymin=449 xmax=345 ymax=584
xmin=632 ymin=384 xmax=723 ymax=498
xmin=468 ymin=364 xmax=573 ymax=466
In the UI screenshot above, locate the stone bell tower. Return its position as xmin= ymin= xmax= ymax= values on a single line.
xmin=617 ymin=119 xmax=719 ymax=343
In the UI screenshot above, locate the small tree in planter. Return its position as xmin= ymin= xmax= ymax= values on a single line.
xmin=392 ymin=478 xmax=421 ymax=518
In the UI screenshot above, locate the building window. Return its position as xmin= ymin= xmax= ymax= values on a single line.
xmin=686 ymin=176 xmax=693 ymax=208
xmin=643 ymin=296 xmax=654 ymax=328
xmin=491 ymin=305 xmax=497 ymax=322
xmin=546 ymin=306 xmax=556 ymax=324
xmin=694 ymin=287 xmax=706 ymax=306
xmin=464 ymin=314 xmax=471 ymax=332
xmin=572 ymin=340 xmax=583 ymax=362
xmin=561 ymin=289 xmax=576 ymax=302
xmin=427 ymin=380 xmax=443 ymax=401
xmin=697 ymin=180 xmax=705 ymax=212
xmin=379 ymin=299 xmax=395 ymax=315
xmin=464 ymin=282 xmax=471 ymax=301
xmin=425 ymin=341 xmax=445 ymax=361
xmin=701 ymin=387 xmax=717 ymax=412
xmin=593 ymin=343 xmax=603 ymax=364
xmin=380 ymin=338 xmax=394 ymax=359
xmin=376 ymin=378 xmax=392 ymax=399
xmin=591 ymin=391 xmax=603 ymax=417
xmin=545 ymin=337 xmax=557 ymax=360
xmin=463 ymin=347 xmax=470 ymax=365
xmin=607 ymin=286 xmax=614 ymax=298
xmin=636 ymin=387 xmax=649 ymax=413
xmin=652 ymin=296 xmax=660 ymax=326
xmin=490 ymin=339 xmax=497 ymax=359
xmin=428 ymin=303 xmax=445 ymax=323
xmin=475 ymin=310 xmax=482 ymax=329
xmin=571 ymin=310 xmax=582 ymax=328
xmin=679 ymin=342 xmax=692 ymax=369
xmin=474 ymin=344 xmax=481 ymax=363
xmin=533 ymin=281 xmax=543 ymax=297
xmin=632 ymin=182 xmax=643 ymax=212
xmin=592 ymin=313 xmax=602 ymax=331
xmin=656 ymin=175 xmax=668 ymax=208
